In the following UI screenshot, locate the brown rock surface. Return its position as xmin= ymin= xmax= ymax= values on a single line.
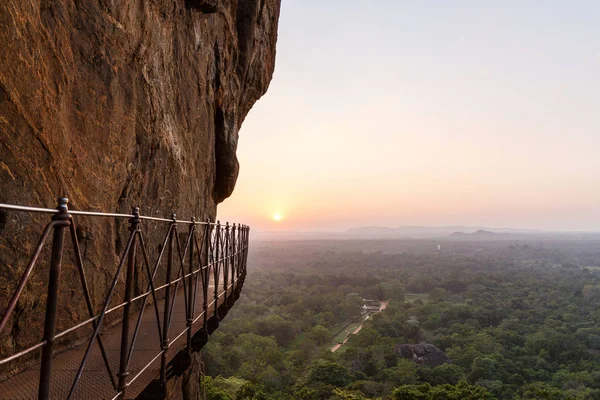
xmin=395 ymin=343 xmax=452 ymax=367
xmin=0 ymin=0 xmax=280 ymax=385
xmin=0 ymin=0 xmax=279 ymax=211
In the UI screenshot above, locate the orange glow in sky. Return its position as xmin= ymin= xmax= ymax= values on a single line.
xmin=217 ymin=2 xmax=600 ymax=232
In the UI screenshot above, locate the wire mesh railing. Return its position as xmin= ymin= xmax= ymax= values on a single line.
xmin=0 ymin=198 xmax=249 ymax=399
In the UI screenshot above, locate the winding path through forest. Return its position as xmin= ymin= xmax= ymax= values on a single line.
xmin=331 ymin=300 xmax=389 ymax=353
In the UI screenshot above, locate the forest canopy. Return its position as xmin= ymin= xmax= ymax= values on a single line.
xmin=201 ymin=239 xmax=600 ymax=400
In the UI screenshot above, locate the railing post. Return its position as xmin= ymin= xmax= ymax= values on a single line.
xmin=238 ymin=225 xmax=242 ymax=282
xmin=223 ymin=223 xmax=229 ymax=299
xmin=244 ymin=226 xmax=250 ymax=277
xmin=161 ymin=213 xmax=177 ymax=387
xmin=38 ymin=198 xmax=69 ymax=400
xmin=186 ymin=218 xmax=195 ymax=357
xmin=203 ymin=220 xmax=211 ymax=328
xmin=117 ymin=207 xmax=140 ymax=398
xmin=237 ymin=225 xmax=242 ymax=280
xmin=231 ymin=224 xmax=237 ymax=287
xmin=241 ymin=225 xmax=248 ymax=280
xmin=213 ymin=221 xmax=221 ymax=317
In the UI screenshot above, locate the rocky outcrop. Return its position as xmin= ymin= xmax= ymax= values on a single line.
xmin=0 ymin=0 xmax=279 ymax=211
xmin=395 ymin=344 xmax=451 ymax=367
xmin=0 ymin=0 xmax=280 ymax=394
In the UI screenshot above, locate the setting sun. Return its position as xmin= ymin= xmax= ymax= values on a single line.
xmin=273 ymin=213 xmax=283 ymax=222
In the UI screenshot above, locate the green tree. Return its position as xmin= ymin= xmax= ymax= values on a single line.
xmin=308 ymin=360 xmax=352 ymax=387
xmin=382 ymin=358 xmax=418 ymax=385
xmin=391 ymin=381 xmax=496 ymax=399
xmin=332 ymin=388 xmax=375 ymax=400
xmin=235 ymin=382 xmax=269 ymax=400
xmin=419 ymin=363 xmax=464 ymax=385
xmin=310 ymin=325 xmax=332 ymax=346
xmin=203 ymin=377 xmax=233 ymax=400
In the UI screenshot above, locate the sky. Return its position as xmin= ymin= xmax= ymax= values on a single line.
xmin=217 ymin=0 xmax=600 ymax=232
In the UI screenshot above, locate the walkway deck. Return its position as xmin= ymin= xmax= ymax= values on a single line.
xmin=0 ymin=276 xmax=237 ymax=400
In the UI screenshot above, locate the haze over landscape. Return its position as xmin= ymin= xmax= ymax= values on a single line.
xmin=4 ymin=1 xmax=600 ymax=399
xmin=218 ymin=1 xmax=600 ymax=233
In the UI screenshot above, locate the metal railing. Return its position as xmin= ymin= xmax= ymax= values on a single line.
xmin=0 ymin=198 xmax=249 ymax=399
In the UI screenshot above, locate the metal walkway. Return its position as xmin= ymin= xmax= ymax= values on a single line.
xmin=0 ymin=200 xmax=249 ymax=399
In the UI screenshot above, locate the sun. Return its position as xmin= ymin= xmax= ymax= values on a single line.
xmin=272 ymin=213 xmax=283 ymax=222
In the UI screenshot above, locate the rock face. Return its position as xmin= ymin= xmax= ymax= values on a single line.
xmin=395 ymin=344 xmax=451 ymax=367
xmin=0 ymin=0 xmax=280 ymax=396
xmin=0 ymin=0 xmax=280 ymax=211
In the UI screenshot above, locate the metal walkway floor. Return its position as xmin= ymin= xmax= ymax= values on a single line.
xmin=0 ymin=278 xmax=232 ymax=400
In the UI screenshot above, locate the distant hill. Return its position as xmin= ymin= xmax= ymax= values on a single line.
xmin=449 ymin=229 xmax=498 ymax=237
xmin=345 ymin=225 xmax=538 ymax=239
xmin=471 ymin=229 xmax=501 ymax=237
xmin=251 ymin=226 xmax=600 ymax=241
xmin=447 ymin=229 xmax=522 ymax=240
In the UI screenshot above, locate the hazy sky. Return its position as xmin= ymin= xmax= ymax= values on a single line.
xmin=218 ymin=0 xmax=600 ymax=232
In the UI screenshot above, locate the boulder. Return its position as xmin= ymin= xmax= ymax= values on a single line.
xmin=395 ymin=343 xmax=452 ymax=367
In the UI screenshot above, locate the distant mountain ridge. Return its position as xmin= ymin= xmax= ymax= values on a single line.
xmin=447 ymin=229 xmax=525 ymax=240
xmin=450 ymin=229 xmax=499 ymax=236
xmin=345 ymin=225 xmax=540 ymax=238
xmin=251 ymin=226 xmax=600 ymax=241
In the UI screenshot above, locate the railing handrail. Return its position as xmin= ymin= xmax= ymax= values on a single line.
xmin=0 ymin=202 xmax=247 ymax=227
xmin=0 ymin=198 xmax=250 ymax=400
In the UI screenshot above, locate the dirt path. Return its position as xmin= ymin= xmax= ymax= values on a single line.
xmin=379 ymin=300 xmax=389 ymax=311
xmin=330 ymin=300 xmax=388 ymax=353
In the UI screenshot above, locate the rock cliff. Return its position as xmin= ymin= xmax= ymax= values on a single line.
xmin=0 ymin=0 xmax=279 ymax=212
xmin=0 ymin=0 xmax=280 ymax=395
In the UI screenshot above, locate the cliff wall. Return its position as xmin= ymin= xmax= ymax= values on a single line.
xmin=0 ymin=0 xmax=279 ymax=213
xmin=0 ymin=0 xmax=280 ymax=394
